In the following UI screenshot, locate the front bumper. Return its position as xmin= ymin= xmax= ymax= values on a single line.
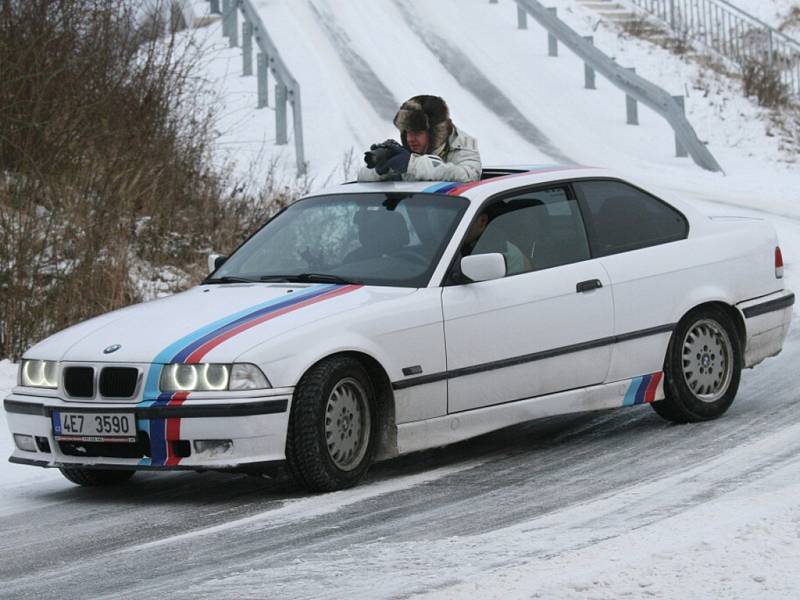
xmin=4 ymin=389 xmax=293 ymax=471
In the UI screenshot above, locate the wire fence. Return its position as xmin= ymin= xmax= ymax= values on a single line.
xmin=628 ymin=0 xmax=800 ymax=96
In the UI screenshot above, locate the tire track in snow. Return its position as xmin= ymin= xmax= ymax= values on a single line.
xmin=307 ymin=0 xmax=399 ymax=122
xmin=391 ymin=0 xmax=575 ymax=165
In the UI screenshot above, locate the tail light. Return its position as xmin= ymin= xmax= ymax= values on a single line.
xmin=775 ymin=246 xmax=784 ymax=279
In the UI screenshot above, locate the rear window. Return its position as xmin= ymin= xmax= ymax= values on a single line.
xmin=575 ymin=180 xmax=688 ymax=256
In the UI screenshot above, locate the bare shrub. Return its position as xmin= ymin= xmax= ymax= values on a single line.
xmin=0 ymin=0 xmax=296 ymax=359
xmin=741 ymin=58 xmax=791 ymax=108
xmin=619 ymin=13 xmax=663 ymax=40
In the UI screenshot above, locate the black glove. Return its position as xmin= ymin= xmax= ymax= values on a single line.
xmin=379 ymin=139 xmax=404 ymax=155
xmin=375 ymin=145 xmax=411 ymax=175
xmin=364 ymin=139 xmax=404 ymax=170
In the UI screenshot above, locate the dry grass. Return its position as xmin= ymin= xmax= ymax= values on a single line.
xmin=740 ymin=58 xmax=791 ymax=109
xmin=0 ymin=0 xmax=303 ymax=359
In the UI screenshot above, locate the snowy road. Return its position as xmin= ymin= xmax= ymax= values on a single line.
xmin=1 ymin=314 xmax=798 ymax=598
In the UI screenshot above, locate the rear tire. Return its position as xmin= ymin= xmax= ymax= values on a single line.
xmin=59 ymin=468 xmax=135 ymax=487
xmin=652 ymin=306 xmax=742 ymax=423
xmin=285 ymin=356 xmax=376 ymax=492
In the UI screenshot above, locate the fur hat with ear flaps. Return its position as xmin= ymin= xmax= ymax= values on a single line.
xmin=393 ymin=95 xmax=453 ymax=154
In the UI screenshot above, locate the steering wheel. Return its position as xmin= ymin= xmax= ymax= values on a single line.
xmin=392 ymin=248 xmax=428 ymax=265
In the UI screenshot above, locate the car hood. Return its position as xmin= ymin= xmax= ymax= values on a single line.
xmin=27 ymin=283 xmax=414 ymax=364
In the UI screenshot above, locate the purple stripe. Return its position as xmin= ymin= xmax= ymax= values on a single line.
xmin=634 ymin=375 xmax=652 ymax=405
xmin=170 ymin=285 xmax=337 ymax=363
xmin=149 ymin=418 xmax=167 ymax=465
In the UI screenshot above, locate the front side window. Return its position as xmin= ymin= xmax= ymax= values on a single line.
xmin=575 ymin=180 xmax=688 ymax=256
xmin=212 ymin=193 xmax=468 ymax=288
xmin=465 ymin=186 xmax=591 ymax=276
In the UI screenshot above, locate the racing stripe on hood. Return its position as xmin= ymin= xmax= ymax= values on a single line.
xmin=181 ymin=284 xmax=362 ymax=364
xmin=137 ymin=283 xmax=362 ymax=466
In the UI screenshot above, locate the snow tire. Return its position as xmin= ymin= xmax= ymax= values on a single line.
xmin=652 ymin=306 xmax=742 ymax=423
xmin=59 ymin=467 xmax=135 ymax=487
xmin=285 ymin=356 xmax=376 ymax=492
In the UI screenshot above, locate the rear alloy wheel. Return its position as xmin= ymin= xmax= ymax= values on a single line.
xmin=285 ymin=357 xmax=376 ymax=492
xmin=652 ymin=307 xmax=742 ymax=423
xmin=59 ymin=468 xmax=135 ymax=487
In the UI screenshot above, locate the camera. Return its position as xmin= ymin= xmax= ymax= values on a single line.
xmin=364 ymin=143 xmax=397 ymax=169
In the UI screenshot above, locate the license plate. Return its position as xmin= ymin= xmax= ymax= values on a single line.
xmin=52 ymin=410 xmax=137 ymax=443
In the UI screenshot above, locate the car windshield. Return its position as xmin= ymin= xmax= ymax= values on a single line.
xmin=210 ymin=192 xmax=469 ymax=288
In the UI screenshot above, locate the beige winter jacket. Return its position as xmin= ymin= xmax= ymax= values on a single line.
xmin=357 ymin=127 xmax=481 ymax=183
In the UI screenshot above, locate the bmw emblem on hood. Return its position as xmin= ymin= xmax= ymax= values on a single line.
xmin=103 ymin=344 xmax=122 ymax=354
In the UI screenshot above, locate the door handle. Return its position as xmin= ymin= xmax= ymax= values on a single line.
xmin=576 ymin=279 xmax=603 ymax=293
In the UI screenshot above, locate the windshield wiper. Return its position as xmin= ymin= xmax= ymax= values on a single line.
xmin=203 ymin=276 xmax=259 ymax=284
xmin=260 ymin=273 xmax=361 ymax=285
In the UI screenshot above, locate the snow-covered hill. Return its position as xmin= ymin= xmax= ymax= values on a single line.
xmin=194 ymin=0 xmax=800 ymax=214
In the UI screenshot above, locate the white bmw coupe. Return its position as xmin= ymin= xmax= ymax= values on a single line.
xmin=4 ymin=166 xmax=794 ymax=491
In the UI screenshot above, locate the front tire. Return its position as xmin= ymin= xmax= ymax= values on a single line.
xmin=59 ymin=468 xmax=135 ymax=487
xmin=652 ymin=306 xmax=742 ymax=423
xmin=285 ymin=356 xmax=376 ymax=492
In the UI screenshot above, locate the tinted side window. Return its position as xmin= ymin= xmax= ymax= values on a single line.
xmin=576 ymin=180 xmax=688 ymax=256
xmin=470 ymin=186 xmax=591 ymax=275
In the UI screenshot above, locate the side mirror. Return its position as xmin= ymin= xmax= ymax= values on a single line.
xmin=208 ymin=254 xmax=227 ymax=273
xmin=460 ymin=253 xmax=506 ymax=282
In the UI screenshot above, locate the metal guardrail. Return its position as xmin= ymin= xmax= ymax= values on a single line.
xmin=627 ymin=0 xmax=800 ymax=97
xmin=509 ymin=0 xmax=722 ymax=172
xmin=209 ymin=0 xmax=306 ymax=175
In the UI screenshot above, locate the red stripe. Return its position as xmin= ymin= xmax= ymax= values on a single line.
xmin=165 ymin=391 xmax=188 ymax=466
xmin=644 ymin=372 xmax=663 ymax=403
xmin=446 ymin=167 xmax=592 ymax=196
xmin=185 ymin=285 xmax=362 ymax=364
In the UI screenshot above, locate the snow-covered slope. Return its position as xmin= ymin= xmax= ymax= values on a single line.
xmin=196 ymin=0 xmax=800 ymax=215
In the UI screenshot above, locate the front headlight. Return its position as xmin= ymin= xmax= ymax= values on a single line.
xmin=20 ymin=360 xmax=59 ymax=388
xmin=159 ymin=363 xmax=270 ymax=392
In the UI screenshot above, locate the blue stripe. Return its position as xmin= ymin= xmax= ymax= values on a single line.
xmin=623 ymin=377 xmax=643 ymax=406
xmin=137 ymin=284 xmax=332 ymax=406
xmin=135 ymin=283 xmax=340 ymax=463
xmin=634 ymin=375 xmax=652 ymax=405
xmin=170 ymin=284 xmax=337 ymax=364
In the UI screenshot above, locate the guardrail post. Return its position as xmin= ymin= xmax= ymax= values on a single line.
xmin=210 ymin=0 xmax=220 ymax=15
xmin=228 ymin=2 xmax=239 ymax=47
xmin=548 ymin=8 xmax=558 ymax=56
xmin=767 ymin=28 xmax=774 ymax=66
xmin=257 ymin=52 xmax=268 ymax=108
xmin=221 ymin=0 xmax=231 ymax=36
xmin=626 ymin=67 xmax=638 ymax=125
xmin=517 ymin=6 xmax=528 ymax=29
xmin=583 ymin=35 xmax=595 ymax=89
xmin=672 ymin=95 xmax=688 ymax=157
xmin=290 ymin=89 xmax=306 ymax=175
xmin=242 ymin=21 xmax=253 ymax=76
xmin=668 ymin=0 xmax=675 ymax=30
xmin=489 ymin=0 xmax=498 ymax=4
xmin=276 ymin=83 xmax=288 ymax=145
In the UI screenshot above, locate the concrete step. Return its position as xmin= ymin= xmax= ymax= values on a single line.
xmin=598 ymin=11 xmax=639 ymax=20
xmin=579 ymin=2 xmax=627 ymax=9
